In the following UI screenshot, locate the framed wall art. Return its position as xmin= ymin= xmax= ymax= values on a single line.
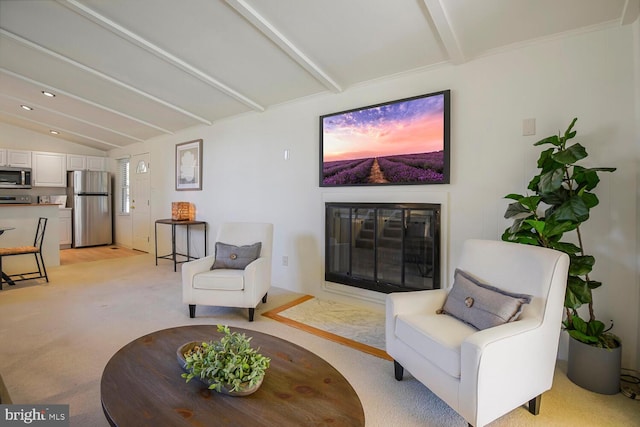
xmin=176 ymin=139 xmax=202 ymax=191
xmin=320 ymin=89 xmax=450 ymax=187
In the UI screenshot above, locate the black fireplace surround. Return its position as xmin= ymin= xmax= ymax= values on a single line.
xmin=325 ymin=202 xmax=441 ymax=294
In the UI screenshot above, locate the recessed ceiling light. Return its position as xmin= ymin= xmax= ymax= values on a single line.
xmin=42 ymin=91 xmax=55 ymax=98
xmin=49 ymin=130 xmax=60 ymax=135
xmin=20 ymin=105 xmax=33 ymax=111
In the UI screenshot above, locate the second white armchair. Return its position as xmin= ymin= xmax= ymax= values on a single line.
xmin=182 ymin=222 xmax=273 ymax=321
xmin=386 ymin=239 xmax=569 ymax=427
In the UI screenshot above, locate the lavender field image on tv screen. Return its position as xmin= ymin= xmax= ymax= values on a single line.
xmin=321 ymin=91 xmax=448 ymax=186
xmin=322 ymin=152 xmax=443 ymax=185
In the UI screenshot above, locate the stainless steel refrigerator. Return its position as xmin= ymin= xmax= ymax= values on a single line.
xmin=67 ymin=170 xmax=112 ymax=247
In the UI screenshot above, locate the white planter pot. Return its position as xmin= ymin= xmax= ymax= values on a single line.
xmin=567 ymin=337 xmax=621 ymax=395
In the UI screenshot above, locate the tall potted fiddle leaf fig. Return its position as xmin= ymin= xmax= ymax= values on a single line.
xmin=502 ymin=118 xmax=621 ymax=394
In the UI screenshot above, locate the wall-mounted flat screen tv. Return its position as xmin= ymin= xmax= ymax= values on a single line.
xmin=320 ymin=89 xmax=450 ymax=187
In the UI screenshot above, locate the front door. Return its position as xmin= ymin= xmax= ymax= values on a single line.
xmin=131 ymin=153 xmax=151 ymax=252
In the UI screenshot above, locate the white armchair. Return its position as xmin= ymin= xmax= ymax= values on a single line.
xmin=386 ymin=239 xmax=569 ymax=427
xmin=182 ymin=222 xmax=273 ymax=321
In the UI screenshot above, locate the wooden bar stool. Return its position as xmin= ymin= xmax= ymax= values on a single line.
xmin=0 ymin=217 xmax=49 ymax=290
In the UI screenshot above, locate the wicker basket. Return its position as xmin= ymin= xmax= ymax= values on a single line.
xmin=172 ymin=202 xmax=195 ymax=221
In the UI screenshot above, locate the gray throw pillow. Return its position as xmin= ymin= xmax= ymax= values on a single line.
xmin=211 ymin=242 xmax=262 ymax=270
xmin=439 ymin=269 xmax=532 ymax=330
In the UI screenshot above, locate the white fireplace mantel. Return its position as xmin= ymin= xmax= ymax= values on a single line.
xmin=321 ymin=190 xmax=449 ymax=305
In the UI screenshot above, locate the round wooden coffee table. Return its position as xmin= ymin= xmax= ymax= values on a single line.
xmin=101 ymin=325 xmax=364 ymax=426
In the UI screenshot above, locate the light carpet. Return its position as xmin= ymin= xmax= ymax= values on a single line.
xmin=263 ymin=295 xmax=391 ymax=360
xmin=0 ymin=254 xmax=638 ymax=426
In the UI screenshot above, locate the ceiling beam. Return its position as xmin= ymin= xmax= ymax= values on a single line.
xmin=0 ymin=28 xmax=211 ymax=126
xmin=0 ymin=91 xmax=145 ymax=144
xmin=421 ymin=0 xmax=465 ymax=64
xmin=622 ymin=0 xmax=640 ymax=25
xmin=58 ymin=0 xmax=264 ymax=113
xmin=0 ymin=66 xmax=173 ymax=138
xmin=224 ymin=0 xmax=342 ymax=93
xmin=0 ymin=109 xmax=124 ymax=149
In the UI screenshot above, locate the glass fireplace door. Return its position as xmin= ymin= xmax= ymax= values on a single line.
xmin=376 ymin=208 xmax=403 ymax=285
xmin=351 ymin=207 xmax=376 ymax=281
xmin=403 ymin=209 xmax=437 ymax=289
xmin=325 ymin=203 xmax=440 ymax=293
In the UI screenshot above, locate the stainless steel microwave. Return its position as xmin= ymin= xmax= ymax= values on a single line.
xmin=0 ymin=166 xmax=32 ymax=189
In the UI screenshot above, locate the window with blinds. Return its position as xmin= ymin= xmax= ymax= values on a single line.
xmin=117 ymin=158 xmax=130 ymax=215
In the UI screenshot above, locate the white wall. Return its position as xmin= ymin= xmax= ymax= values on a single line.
xmin=633 ymin=18 xmax=640 ymax=371
xmin=110 ymin=25 xmax=638 ymax=368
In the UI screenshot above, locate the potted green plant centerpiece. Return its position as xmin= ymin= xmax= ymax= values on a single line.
xmin=502 ymin=117 xmax=620 ymax=394
xmin=178 ymin=325 xmax=271 ymax=396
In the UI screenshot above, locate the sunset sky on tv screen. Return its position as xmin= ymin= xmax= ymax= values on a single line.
xmin=322 ymin=94 xmax=444 ymax=162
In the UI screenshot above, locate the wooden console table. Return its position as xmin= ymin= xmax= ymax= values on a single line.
xmin=154 ymin=219 xmax=207 ymax=271
xmin=101 ymin=325 xmax=364 ymax=426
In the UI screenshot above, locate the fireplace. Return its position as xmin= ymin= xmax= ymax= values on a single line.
xmin=325 ymin=202 xmax=441 ymax=294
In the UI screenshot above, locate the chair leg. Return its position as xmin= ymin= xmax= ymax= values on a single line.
xmin=188 ymin=305 xmax=196 ymax=318
xmin=0 ymin=257 xmax=3 ymax=291
xmin=248 ymin=308 xmax=255 ymax=322
xmin=39 ymin=252 xmax=48 ymax=282
xmin=262 ymin=293 xmax=268 ymax=303
xmin=33 ymin=253 xmax=41 ymax=279
xmin=394 ymin=360 xmax=404 ymax=381
xmin=528 ymin=394 xmax=541 ymax=415
xmin=34 ymin=252 xmax=48 ymax=283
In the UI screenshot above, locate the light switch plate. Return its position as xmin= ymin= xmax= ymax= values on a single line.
xmin=523 ymin=118 xmax=536 ymax=136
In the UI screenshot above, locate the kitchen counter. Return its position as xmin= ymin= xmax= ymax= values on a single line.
xmin=0 ymin=204 xmax=61 ymax=271
xmin=0 ymin=203 xmax=62 ymax=207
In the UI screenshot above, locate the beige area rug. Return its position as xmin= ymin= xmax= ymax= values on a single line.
xmin=263 ymin=295 xmax=391 ymax=360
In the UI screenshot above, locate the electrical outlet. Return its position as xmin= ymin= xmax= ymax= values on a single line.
xmin=282 ymin=256 xmax=288 ymax=266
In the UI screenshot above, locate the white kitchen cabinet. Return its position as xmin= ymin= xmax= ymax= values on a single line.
xmin=67 ymin=154 xmax=106 ymax=171
xmin=86 ymin=156 xmax=106 ymax=171
xmin=66 ymin=154 xmax=86 ymax=171
xmin=32 ymin=151 xmax=67 ymax=187
xmin=59 ymin=208 xmax=72 ymax=248
xmin=0 ymin=149 xmax=29 ymax=167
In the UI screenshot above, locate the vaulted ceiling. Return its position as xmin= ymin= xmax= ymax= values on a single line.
xmin=0 ymin=0 xmax=637 ymax=151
